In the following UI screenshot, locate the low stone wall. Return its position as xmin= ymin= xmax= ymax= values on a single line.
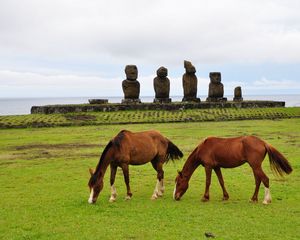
xmin=31 ymin=100 xmax=285 ymax=114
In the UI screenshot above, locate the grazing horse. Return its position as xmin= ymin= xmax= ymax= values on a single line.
xmin=88 ymin=130 xmax=183 ymax=204
xmin=173 ymin=136 xmax=292 ymax=204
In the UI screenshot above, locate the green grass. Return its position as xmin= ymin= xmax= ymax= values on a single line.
xmin=0 ymin=107 xmax=300 ymax=128
xmin=0 ymin=119 xmax=299 ymax=239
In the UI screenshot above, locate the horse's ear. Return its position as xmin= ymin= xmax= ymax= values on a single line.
xmin=177 ymin=170 xmax=182 ymax=176
xmin=89 ymin=168 xmax=94 ymax=176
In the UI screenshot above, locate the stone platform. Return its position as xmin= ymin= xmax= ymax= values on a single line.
xmin=31 ymin=100 xmax=285 ymax=114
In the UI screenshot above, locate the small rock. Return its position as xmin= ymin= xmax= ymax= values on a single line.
xmin=204 ymin=232 xmax=215 ymax=238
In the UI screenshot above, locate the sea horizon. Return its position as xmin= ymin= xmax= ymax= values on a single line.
xmin=1 ymin=94 xmax=300 ymax=116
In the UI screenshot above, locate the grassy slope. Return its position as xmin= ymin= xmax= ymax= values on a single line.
xmin=0 ymin=119 xmax=299 ymax=239
xmin=0 ymin=107 xmax=300 ymax=128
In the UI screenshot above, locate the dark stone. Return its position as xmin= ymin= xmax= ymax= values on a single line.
xmin=30 ymin=100 xmax=286 ymax=114
xmin=153 ymin=98 xmax=172 ymax=103
xmin=122 ymin=65 xmax=140 ymax=102
xmin=153 ymin=66 xmax=171 ymax=103
xmin=88 ymin=99 xmax=108 ymax=104
xmin=182 ymin=60 xmax=200 ymax=102
xmin=233 ymin=86 xmax=243 ymax=101
xmin=121 ymin=98 xmax=141 ymax=104
xmin=206 ymin=72 xmax=227 ymax=102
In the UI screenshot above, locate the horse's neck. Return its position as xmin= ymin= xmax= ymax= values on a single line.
xmin=95 ymin=150 xmax=113 ymax=179
xmin=182 ymin=148 xmax=201 ymax=180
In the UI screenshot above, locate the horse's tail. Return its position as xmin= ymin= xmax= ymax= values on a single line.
xmin=166 ymin=140 xmax=183 ymax=162
xmin=265 ymin=143 xmax=292 ymax=176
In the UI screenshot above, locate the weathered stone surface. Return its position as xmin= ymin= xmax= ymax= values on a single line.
xmin=153 ymin=66 xmax=171 ymax=103
xmin=122 ymin=65 xmax=140 ymax=102
xmin=207 ymin=72 xmax=227 ymax=102
xmin=233 ymin=86 xmax=243 ymax=101
xmin=88 ymin=99 xmax=108 ymax=104
xmin=182 ymin=60 xmax=200 ymax=102
xmin=153 ymin=98 xmax=172 ymax=104
xmin=121 ymin=98 xmax=141 ymax=104
xmin=31 ymin=101 xmax=286 ymax=114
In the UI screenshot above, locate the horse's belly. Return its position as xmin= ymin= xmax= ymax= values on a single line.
xmin=129 ymin=149 xmax=157 ymax=165
xmin=220 ymin=160 xmax=246 ymax=168
xmin=215 ymin=153 xmax=246 ymax=168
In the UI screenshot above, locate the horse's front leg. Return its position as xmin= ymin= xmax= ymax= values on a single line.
xmin=109 ymin=163 xmax=118 ymax=202
xmin=202 ymin=167 xmax=212 ymax=202
xmin=121 ymin=164 xmax=132 ymax=200
xmin=214 ymin=167 xmax=229 ymax=201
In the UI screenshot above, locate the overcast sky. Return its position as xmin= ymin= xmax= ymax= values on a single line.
xmin=0 ymin=0 xmax=300 ymax=98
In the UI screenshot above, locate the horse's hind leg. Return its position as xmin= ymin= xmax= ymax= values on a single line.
xmin=109 ymin=163 xmax=118 ymax=202
xmin=250 ymin=168 xmax=261 ymax=202
xmin=214 ymin=167 xmax=229 ymax=201
xmin=151 ymin=159 xmax=164 ymax=199
xmin=251 ymin=166 xmax=270 ymax=204
xmin=260 ymin=169 xmax=271 ymax=204
xmin=120 ymin=163 xmax=132 ymax=200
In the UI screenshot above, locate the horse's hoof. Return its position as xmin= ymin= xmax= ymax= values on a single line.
xmin=125 ymin=196 xmax=131 ymax=201
xmin=222 ymin=196 xmax=229 ymax=201
xmin=262 ymin=199 xmax=271 ymax=205
xmin=109 ymin=197 xmax=116 ymax=203
xmin=201 ymin=197 xmax=209 ymax=202
xmin=151 ymin=194 xmax=158 ymax=200
xmin=157 ymin=192 xmax=163 ymax=197
xmin=249 ymin=199 xmax=258 ymax=203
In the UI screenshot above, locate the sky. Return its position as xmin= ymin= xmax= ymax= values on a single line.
xmin=0 ymin=0 xmax=300 ymax=98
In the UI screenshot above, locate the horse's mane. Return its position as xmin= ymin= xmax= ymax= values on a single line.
xmin=91 ymin=131 xmax=126 ymax=183
xmin=113 ymin=130 xmax=126 ymax=149
xmin=189 ymin=145 xmax=199 ymax=161
xmin=90 ymin=140 xmax=114 ymax=185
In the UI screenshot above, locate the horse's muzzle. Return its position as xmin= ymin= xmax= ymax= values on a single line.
xmin=174 ymin=193 xmax=181 ymax=201
xmin=88 ymin=198 xmax=96 ymax=204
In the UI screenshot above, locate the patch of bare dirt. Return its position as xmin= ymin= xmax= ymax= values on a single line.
xmin=15 ymin=143 xmax=101 ymax=151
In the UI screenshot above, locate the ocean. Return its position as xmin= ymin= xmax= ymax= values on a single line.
xmin=0 ymin=95 xmax=299 ymax=116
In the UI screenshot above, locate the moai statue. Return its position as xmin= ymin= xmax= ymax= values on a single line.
xmin=122 ymin=65 xmax=141 ymax=103
xmin=233 ymin=86 xmax=243 ymax=101
xmin=206 ymin=72 xmax=227 ymax=102
xmin=182 ymin=60 xmax=200 ymax=102
xmin=153 ymin=66 xmax=171 ymax=103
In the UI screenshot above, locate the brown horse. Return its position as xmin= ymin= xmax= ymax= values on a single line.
xmin=173 ymin=136 xmax=292 ymax=204
xmin=88 ymin=130 xmax=183 ymax=204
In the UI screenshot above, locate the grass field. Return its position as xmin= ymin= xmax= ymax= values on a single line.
xmin=0 ymin=119 xmax=299 ymax=239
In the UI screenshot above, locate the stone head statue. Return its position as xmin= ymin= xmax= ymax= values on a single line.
xmin=234 ymin=86 xmax=242 ymax=98
xmin=122 ymin=64 xmax=140 ymax=101
xmin=182 ymin=60 xmax=200 ymax=102
xmin=153 ymin=66 xmax=170 ymax=100
xmin=157 ymin=66 xmax=168 ymax=78
xmin=125 ymin=65 xmax=138 ymax=81
xmin=233 ymin=86 xmax=243 ymax=101
xmin=207 ymin=71 xmax=226 ymax=101
xmin=184 ymin=60 xmax=196 ymax=74
xmin=209 ymin=72 xmax=221 ymax=84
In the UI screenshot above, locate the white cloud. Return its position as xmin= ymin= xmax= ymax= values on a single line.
xmin=252 ymin=77 xmax=300 ymax=89
xmin=0 ymin=70 xmax=123 ymax=97
xmin=0 ymin=0 xmax=299 ymax=97
xmin=1 ymin=0 xmax=299 ymax=65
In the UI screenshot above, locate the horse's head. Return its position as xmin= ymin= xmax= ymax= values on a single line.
xmin=173 ymin=171 xmax=189 ymax=201
xmin=87 ymin=168 xmax=103 ymax=204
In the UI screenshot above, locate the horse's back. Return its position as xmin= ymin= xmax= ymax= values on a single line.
xmin=200 ymin=136 xmax=253 ymax=168
xmin=113 ymin=130 xmax=167 ymax=165
xmin=240 ymin=135 xmax=267 ymax=159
